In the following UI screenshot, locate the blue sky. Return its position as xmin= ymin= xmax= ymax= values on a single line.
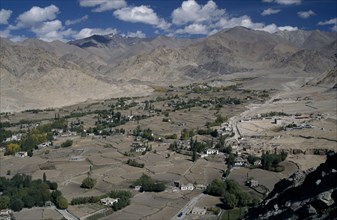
xmin=0 ymin=0 xmax=336 ymax=42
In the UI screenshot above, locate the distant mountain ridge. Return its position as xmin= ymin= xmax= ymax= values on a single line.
xmin=1 ymin=27 xmax=336 ymax=112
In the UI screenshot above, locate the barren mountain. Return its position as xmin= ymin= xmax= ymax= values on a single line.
xmin=305 ymin=65 xmax=337 ymax=88
xmin=0 ymin=38 xmax=152 ymax=112
xmin=102 ymin=27 xmax=335 ymax=83
xmin=1 ymin=27 xmax=336 ymax=112
xmin=69 ymin=33 xmax=196 ymax=65
xmin=275 ymin=30 xmax=336 ymax=50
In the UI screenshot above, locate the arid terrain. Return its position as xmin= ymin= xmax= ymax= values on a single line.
xmin=0 ymin=25 xmax=336 ymax=220
xmin=1 ymin=63 xmax=336 ymax=219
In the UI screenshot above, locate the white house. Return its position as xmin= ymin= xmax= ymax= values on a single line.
xmin=206 ymin=149 xmax=219 ymax=155
xmin=4 ymin=134 xmax=22 ymax=143
xmin=100 ymin=197 xmax=119 ymax=206
xmin=181 ymin=183 xmax=194 ymax=191
xmin=195 ymin=184 xmax=207 ymax=190
xmin=37 ymin=141 xmax=52 ymax=148
xmin=249 ymin=179 xmax=259 ymax=187
xmin=234 ymin=157 xmax=246 ymax=167
xmin=134 ymin=185 xmax=141 ymax=191
xmin=15 ymin=151 xmax=28 ymax=158
xmin=254 ymin=160 xmax=262 ymax=167
xmin=134 ymin=147 xmax=147 ymax=153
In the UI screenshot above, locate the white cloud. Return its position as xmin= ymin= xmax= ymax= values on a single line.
xmin=73 ymin=27 xmax=118 ymax=39
xmin=6 ymin=5 xmax=76 ymax=42
xmin=114 ymin=5 xmax=171 ymax=30
xmin=0 ymin=29 xmax=10 ymax=38
xmin=13 ymin=5 xmax=59 ymax=29
xmin=65 ymin=15 xmax=88 ymax=26
xmin=170 ymin=0 xmax=296 ymax=36
xmin=172 ymin=0 xmax=225 ymax=25
xmin=297 ymin=10 xmax=315 ymax=19
xmin=215 ymin=15 xmax=263 ymax=30
xmin=318 ymin=18 xmax=337 ymax=32
xmin=176 ymin=23 xmax=209 ymax=35
xmin=262 ymin=0 xmax=301 ymax=5
xmin=79 ymin=0 xmax=127 ymax=12
xmin=126 ymin=30 xmax=146 ymax=38
xmin=0 ymin=9 xmax=12 ymax=24
xmin=318 ymin=18 xmax=337 ymax=25
xmin=261 ymin=8 xmax=281 ymax=16
xmin=213 ymin=15 xmax=297 ymax=34
xmin=31 ymin=20 xmax=63 ymax=35
xmin=278 ymin=26 xmax=299 ymax=31
xmin=30 ymin=20 xmax=75 ymax=42
xmin=0 ymin=29 xmax=27 ymax=42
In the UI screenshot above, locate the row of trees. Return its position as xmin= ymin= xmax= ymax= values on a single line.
xmin=133 ymin=174 xmax=166 ymax=192
xmin=261 ymin=151 xmax=287 ymax=171
xmin=0 ymin=173 xmax=67 ymax=211
xmin=3 ymin=118 xmax=68 ymax=155
xmin=205 ymin=179 xmax=258 ymax=209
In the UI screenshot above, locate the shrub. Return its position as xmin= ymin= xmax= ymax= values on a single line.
xmin=61 ymin=139 xmax=73 ymax=148
xmin=126 ymin=159 xmax=144 ymax=168
xmin=9 ymin=198 xmax=24 ymax=211
xmin=81 ymin=177 xmax=96 ymax=189
xmin=56 ymin=196 xmax=68 ymax=209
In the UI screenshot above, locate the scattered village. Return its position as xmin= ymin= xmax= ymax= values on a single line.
xmin=0 ymin=81 xmax=335 ymax=220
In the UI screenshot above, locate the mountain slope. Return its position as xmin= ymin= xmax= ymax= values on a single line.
xmin=69 ymin=33 xmax=196 ymax=65
xmin=0 ymin=38 xmax=152 ymax=112
xmin=102 ymin=27 xmax=335 ymax=83
xmin=1 ymin=27 xmax=336 ymax=112
xmin=275 ymin=30 xmax=336 ymax=50
xmin=245 ymin=153 xmax=337 ymax=220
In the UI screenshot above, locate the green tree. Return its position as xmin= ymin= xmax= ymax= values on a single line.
xmin=23 ymin=195 xmax=35 ymax=208
xmin=43 ymin=173 xmax=47 ymax=182
xmin=222 ymin=192 xmax=238 ymax=209
xmin=205 ymin=179 xmax=227 ymax=196
xmin=227 ymin=153 xmax=236 ymax=167
xmin=0 ymin=196 xmax=10 ymax=209
xmin=61 ymin=139 xmax=73 ymax=148
xmin=51 ymin=190 xmax=62 ymax=203
xmin=56 ymin=196 xmax=68 ymax=209
xmin=237 ymin=192 xmax=251 ymax=207
xmin=192 ymin=148 xmax=197 ymax=162
xmin=81 ymin=177 xmax=96 ymax=189
xmin=9 ymin=198 xmax=24 ymax=211
xmin=6 ymin=143 xmax=21 ymax=155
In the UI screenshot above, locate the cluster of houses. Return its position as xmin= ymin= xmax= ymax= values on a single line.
xmin=173 ymin=181 xmax=207 ymax=191
xmin=130 ymin=142 xmax=147 ymax=153
xmin=218 ymin=122 xmax=233 ymax=136
xmin=3 ymin=134 xmax=22 ymax=143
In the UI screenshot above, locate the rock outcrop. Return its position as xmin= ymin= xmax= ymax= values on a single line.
xmin=245 ymin=152 xmax=337 ymax=219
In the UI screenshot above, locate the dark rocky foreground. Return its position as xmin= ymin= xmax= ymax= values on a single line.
xmin=245 ymin=152 xmax=337 ymax=220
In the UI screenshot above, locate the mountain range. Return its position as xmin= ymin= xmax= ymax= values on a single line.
xmin=0 ymin=27 xmax=336 ymax=112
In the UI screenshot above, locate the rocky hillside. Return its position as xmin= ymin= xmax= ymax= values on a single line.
xmin=0 ymin=37 xmax=152 ymax=112
xmin=1 ymin=27 xmax=336 ymax=112
xmin=245 ymin=153 xmax=337 ymax=219
xmin=275 ymin=30 xmax=336 ymax=50
xmin=69 ymin=33 xmax=196 ymax=65
xmin=304 ymin=65 xmax=337 ymax=89
xmin=102 ymin=27 xmax=336 ymax=83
